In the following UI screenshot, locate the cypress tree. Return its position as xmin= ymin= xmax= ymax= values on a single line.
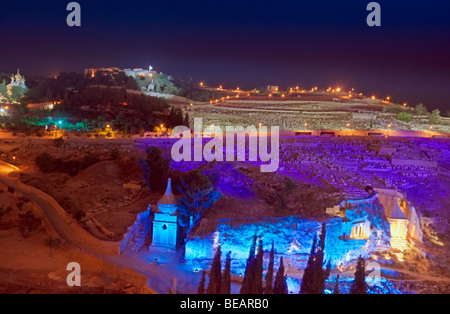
xmin=254 ymin=239 xmax=264 ymax=294
xmin=207 ymin=245 xmax=222 ymax=294
xmin=240 ymin=255 xmax=256 ymax=294
xmin=273 ymin=257 xmax=288 ymax=294
xmin=350 ymin=256 xmax=367 ymax=294
xmin=197 ymin=271 xmax=206 ymax=294
xmin=183 ymin=112 xmax=190 ymax=128
xmin=333 ymin=274 xmax=340 ymax=295
xmin=240 ymin=234 xmax=258 ymax=294
xmin=300 ymin=234 xmax=317 ymax=294
xmin=300 ymin=223 xmax=331 ymax=294
xmin=221 ymin=251 xmax=231 ymax=294
xmin=264 ymin=243 xmax=275 ymax=294
xmin=175 ymin=108 xmax=184 ymax=126
xmin=169 ymin=106 xmax=176 ymax=124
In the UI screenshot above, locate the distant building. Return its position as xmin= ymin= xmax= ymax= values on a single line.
xmin=9 ymin=69 xmax=27 ymax=89
xmin=123 ymin=65 xmax=155 ymax=78
xmin=0 ymin=69 xmax=28 ymax=103
xmin=84 ymin=67 xmax=122 ymax=78
xmin=267 ymin=85 xmax=279 ymax=93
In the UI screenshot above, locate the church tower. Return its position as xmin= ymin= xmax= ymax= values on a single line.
xmin=152 ymin=178 xmax=179 ymax=250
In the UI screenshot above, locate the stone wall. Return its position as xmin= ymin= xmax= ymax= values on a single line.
xmin=119 ymin=209 xmax=151 ymax=254
xmin=185 ymin=210 xmax=389 ymax=275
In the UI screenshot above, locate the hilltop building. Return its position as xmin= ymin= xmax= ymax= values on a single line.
xmin=0 ymin=69 xmax=28 ymax=103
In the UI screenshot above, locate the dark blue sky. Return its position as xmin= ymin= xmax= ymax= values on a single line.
xmin=1 ymin=0 xmax=449 ymax=110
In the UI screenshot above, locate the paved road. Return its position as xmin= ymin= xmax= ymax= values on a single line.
xmin=0 ymin=161 xmax=119 ymax=254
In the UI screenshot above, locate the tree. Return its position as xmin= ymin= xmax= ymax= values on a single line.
xmin=333 ymin=274 xmax=340 ymax=294
xmin=429 ymin=109 xmax=441 ymax=124
xmin=300 ymin=234 xmax=317 ymax=294
xmin=207 ymin=245 xmax=222 ymax=294
xmin=273 ymin=257 xmax=288 ymax=294
xmin=0 ymin=206 xmax=13 ymax=223
xmin=53 ymin=136 xmax=65 ymax=148
xmin=350 ymin=256 xmax=367 ymax=294
xmin=177 ymin=169 xmax=220 ymax=228
xmin=18 ymin=211 xmax=41 ymax=238
xmin=125 ymin=77 xmax=140 ymax=90
xmin=197 ymin=271 xmax=206 ymax=294
xmin=397 ymin=112 xmax=412 ymax=123
xmin=35 ymin=152 xmax=55 ymax=173
xmin=44 ymin=237 xmax=63 ymax=257
xmin=414 ymin=103 xmax=428 ymax=116
xmin=264 ymin=243 xmax=275 ymax=294
xmin=300 ymin=223 xmax=331 ymax=294
xmin=138 ymin=146 xmax=170 ymax=193
xmin=221 ymin=251 xmax=231 ymax=294
xmin=109 ymin=148 xmax=120 ymax=160
xmin=183 ymin=112 xmax=190 ymax=129
xmin=240 ymin=234 xmax=258 ymax=294
xmin=254 ymin=239 xmax=264 ymax=294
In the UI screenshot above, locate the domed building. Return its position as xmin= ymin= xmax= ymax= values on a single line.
xmin=9 ymin=69 xmax=27 ymax=89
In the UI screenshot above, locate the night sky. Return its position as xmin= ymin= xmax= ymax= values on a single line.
xmin=1 ymin=0 xmax=449 ymax=110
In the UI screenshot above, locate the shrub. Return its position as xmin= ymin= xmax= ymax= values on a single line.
xmin=35 ymin=152 xmax=55 ymax=173
xmin=109 ymin=148 xmax=120 ymax=160
xmin=53 ymin=136 xmax=65 ymax=148
xmin=397 ymin=112 xmax=412 ymax=123
xmin=18 ymin=211 xmax=41 ymax=238
xmin=414 ymin=103 xmax=428 ymax=115
xmin=429 ymin=109 xmax=441 ymax=124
